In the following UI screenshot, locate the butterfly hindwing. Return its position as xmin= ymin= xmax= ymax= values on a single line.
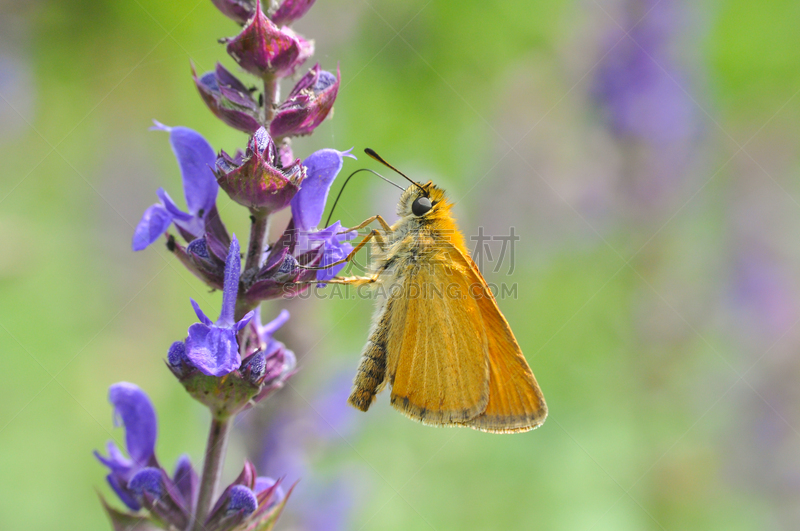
xmin=455 ymin=249 xmax=547 ymax=433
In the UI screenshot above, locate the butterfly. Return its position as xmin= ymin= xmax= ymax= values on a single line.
xmin=304 ymin=149 xmax=547 ymax=433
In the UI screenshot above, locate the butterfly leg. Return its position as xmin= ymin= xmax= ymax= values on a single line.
xmin=344 ymin=214 xmax=392 ymax=233
xmin=297 ymin=229 xmax=386 ymax=271
xmin=288 ymin=274 xmax=379 ymax=287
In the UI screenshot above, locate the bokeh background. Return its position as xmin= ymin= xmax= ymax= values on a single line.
xmin=2 ymin=0 xmax=800 ymax=529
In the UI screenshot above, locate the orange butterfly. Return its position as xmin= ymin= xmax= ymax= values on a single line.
xmin=306 ymin=150 xmax=546 ymax=433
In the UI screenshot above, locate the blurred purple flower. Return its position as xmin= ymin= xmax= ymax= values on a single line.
xmin=732 ymin=251 xmax=799 ymax=338
xmin=259 ymin=370 xmax=359 ymax=530
xmin=133 ymin=122 xmax=218 ymax=250
xmin=592 ymin=0 xmax=695 ymax=144
xmin=185 ymin=235 xmax=255 ymax=376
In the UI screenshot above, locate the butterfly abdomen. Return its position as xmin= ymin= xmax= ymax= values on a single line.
xmin=347 ymin=294 xmax=396 ymax=411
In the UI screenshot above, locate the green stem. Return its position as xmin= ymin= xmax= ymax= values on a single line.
xmin=245 ymin=212 xmax=269 ymax=274
xmin=189 ymin=415 xmax=233 ymax=531
xmin=263 ymin=73 xmax=279 ymax=126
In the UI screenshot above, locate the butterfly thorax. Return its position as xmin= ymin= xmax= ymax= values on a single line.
xmin=369 ymin=182 xmax=468 ymax=281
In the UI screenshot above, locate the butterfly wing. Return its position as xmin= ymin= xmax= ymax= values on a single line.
xmin=453 ymin=248 xmax=547 ymax=433
xmin=386 ymin=257 xmax=490 ymax=426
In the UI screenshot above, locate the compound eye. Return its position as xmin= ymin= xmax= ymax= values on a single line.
xmin=412 ymin=196 xmax=432 ymax=216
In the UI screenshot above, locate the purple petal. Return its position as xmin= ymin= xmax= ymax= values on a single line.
xmin=290 ymin=149 xmax=355 ymax=231
xmin=132 ymin=203 xmax=173 ymax=251
xmin=316 ymin=238 xmax=352 ymax=283
xmin=219 ymin=236 xmax=241 ymax=327
xmin=235 ymin=310 xmax=255 ymax=331
xmin=185 ymin=324 xmax=241 ymax=376
xmin=153 ymin=121 xmax=218 ymax=216
xmin=190 ymin=299 xmax=213 ymax=326
xmin=108 ymin=383 xmax=157 ymax=466
xmin=95 ymin=441 xmax=132 ymax=473
xmin=156 ymin=188 xmax=194 ymax=222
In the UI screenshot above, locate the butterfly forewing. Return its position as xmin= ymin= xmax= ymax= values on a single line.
xmin=386 ymin=259 xmax=490 ymax=426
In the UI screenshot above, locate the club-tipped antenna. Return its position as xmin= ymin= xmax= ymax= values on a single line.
xmin=364 ymin=148 xmax=427 ymax=195
xmin=324 ymin=168 xmax=404 ymax=228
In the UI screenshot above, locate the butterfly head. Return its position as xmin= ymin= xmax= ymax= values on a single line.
xmin=397 ymin=181 xmax=450 ymax=219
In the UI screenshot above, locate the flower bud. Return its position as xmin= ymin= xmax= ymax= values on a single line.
xmin=128 ymin=468 xmax=164 ymax=500
xmin=226 ymin=485 xmax=258 ymax=516
xmin=214 ymin=128 xmax=305 ymax=214
xmin=270 ymin=64 xmax=339 ymax=138
xmin=167 ymin=341 xmax=195 ymax=378
xmin=204 ymin=485 xmax=259 ymax=531
xmin=224 ymin=0 xmax=304 ymax=78
xmin=194 ymin=63 xmax=260 ymax=134
xmin=242 ymin=351 xmax=267 ymax=384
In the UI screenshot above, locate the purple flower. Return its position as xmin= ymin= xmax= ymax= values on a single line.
xmin=132 ymin=122 xmax=218 ymax=251
xmin=271 ymin=64 xmax=340 ymax=138
xmin=185 ymin=235 xmax=255 ymax=376
xmin=290 ymin=148 xmax=357 ymax=281
xmin=94 ymin=383 xmax=158 ymax=511
xmin=215 ymin=127 xmax=306 ymax=214
xmin=224 ymin=0 xmax=307 ymax=78
xmin=193 ymin=63 xmax=261 ymax=134
xmin=271 ymin=0 xmax=316 ymax=26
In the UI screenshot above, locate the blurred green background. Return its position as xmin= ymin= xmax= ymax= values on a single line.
xmin=2 ymin=0 xmax=800 ymax=529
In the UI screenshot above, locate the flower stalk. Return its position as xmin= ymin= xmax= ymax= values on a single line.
xmin=191 ymin=416 xmax=234 ymax=531
xmin=263 ymin=73 xmax=280 ymax=126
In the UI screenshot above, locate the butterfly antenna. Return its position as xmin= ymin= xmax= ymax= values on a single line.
xmin=364 ymin=148 xmax=427 ymax=195
xmin=324 ymin=168 xmax=404 ymax=227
